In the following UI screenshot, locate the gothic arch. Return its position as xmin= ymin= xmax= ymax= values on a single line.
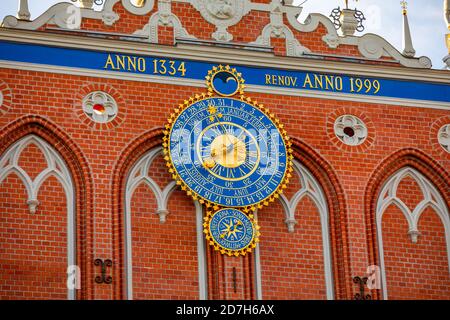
xmin=365 ymin=148 xmax=450 ymax=300
xmin=290 ymin=137 xmax=351 ymax=299
xmin=0 ymin=115 xmax=94 ymax=299
xmin=255 ymin=159 xmax=334 ymax=299
xmin=111 ymin=128 xmax=207 ymax=299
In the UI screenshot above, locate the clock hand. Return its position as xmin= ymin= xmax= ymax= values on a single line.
xmin=203 ymin=157 xmax=215 ymax=169
xmin=220 ymin=221 xmax=233 ymax=238
xmin=227 ymin=220 xmax=242 ymax=240
xmin=214 ymin=114 xmax=234 ymax=146
xmin=208 ymin=104 xmax=234 ymax=146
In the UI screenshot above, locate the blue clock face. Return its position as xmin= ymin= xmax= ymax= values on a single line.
xmin=209 ymin=209 xmax=255 ymax=251
xmin=168 ymin=97 xmax=288 ymax=208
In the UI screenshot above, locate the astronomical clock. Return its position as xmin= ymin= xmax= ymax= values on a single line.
xmin=163 ymin=65 xmax=293 ymax=256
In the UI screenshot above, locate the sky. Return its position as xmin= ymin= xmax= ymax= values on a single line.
xmin=0 ymin=0 xmax=448 ymax=69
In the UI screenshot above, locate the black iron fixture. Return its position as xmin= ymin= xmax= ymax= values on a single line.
xmin=354 ymin=10 xmax=366 ymax=32
xmin=94 ymin=259 xmax=113 ymax=284
xmin=330 ymin=7 xmax=366 ymax=33
xmin=353 ymin=276 xmax=372 ymax=300
xmin=330 ymin=7 xmax=343 ymax=30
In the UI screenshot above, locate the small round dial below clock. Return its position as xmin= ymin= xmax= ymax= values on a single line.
xmin=166 ymin=96 xmax=292 ymax=209
xmin=204 ymin=208 xmax=260 ymax=256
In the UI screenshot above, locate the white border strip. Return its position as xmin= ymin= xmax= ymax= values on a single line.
xmin=195 ymin=201 xmax=208 ymax=300
xmin=1 ymin=60 xmax=448 ymax=111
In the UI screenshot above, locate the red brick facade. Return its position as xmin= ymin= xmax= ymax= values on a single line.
xmin=0 ymin=1 xmax=449 ymax=300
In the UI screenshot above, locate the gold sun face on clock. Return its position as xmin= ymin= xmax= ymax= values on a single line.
xmin=196 ymin=121 xmax=260 ymax=181
xmin=208 ymin=133 xmax=247 ymax=168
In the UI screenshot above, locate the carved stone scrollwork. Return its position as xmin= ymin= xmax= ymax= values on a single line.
xmin=252 ymin=1 xmax=310 ymax=57
xmin=358 ymin=34 xmax=432 ymax=68
xmin=285 ymin=9 xmax=432 ymax=68
xmin=191 ymin=0 xmax=251 ymax=41
xmin=133 ymin=0 xmax=196 ymax=43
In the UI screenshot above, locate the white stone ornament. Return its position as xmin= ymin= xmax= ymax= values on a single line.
xmin=0 ymin=90 xmax=3 ymax=107
xmin=334 ymin=115 xmax=368 ymax=146
xmin=438 ymin=124 xmax=450 ymax=153
xmin=191 ymin=0 xmax=251 ymax=41
xmin=82 ymin=91 xmax=118 ymax=123
xmin=133 ymin=0 xmax=195 ymax=43
xmin=251 ymin=1 xmax=310 ymax=57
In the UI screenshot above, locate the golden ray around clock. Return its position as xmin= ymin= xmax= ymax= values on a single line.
xmin=163 ymin=65 xmax=293 ymax=256
xmin=163 ymin=65 xmax=294 ymax=213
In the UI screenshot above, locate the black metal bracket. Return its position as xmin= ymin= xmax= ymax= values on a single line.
xmin=353 ymin=276 xmax=372 ymax=300
xmin=94 ymin=259 xmax=113 ymax=284
xmin=330 ymin=6 xmax=366 ymax=33
xmin=330 ymin=7 xmax=342 ymax=30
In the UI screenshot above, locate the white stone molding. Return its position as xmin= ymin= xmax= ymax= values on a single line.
xmin=334 ymin=115 xmax=368 ymax=146
xmin=252 ymin=1 xmax=310 ymax=57
xmin=275 ymin=159 xmax=334 ymax=300
xmin=4 ymin=3 xmax=80 ymax=30
xmin=284 ymin=9 xmax=432 ymax=69
xmin=190 ymin=0 xmax=252 ymax=41
xmin=252 ymin=210 xmax=263 ymax=300
xmin=444 ymin=54 xmax=450 ymax=70
xmin=82 ymin=91 xmax=119 ymax=123
xmin=0 ymin=135 xmax=75 ymax=300
xmin=0 ymin=90 xmax=3 ymax=107
xmin=133 ymin=0 xmax=196 ymax=43
xmin=18 ymin=0 xmax=31 ymax=20
xmin=437 ymin=124 xmax=450 ymax=153
xmin=125 ymin=147 xmax=176 ymax=223
xmin=124 ymin=146 xmax=207 ymax=299
xmin=285 ymin=10 xmax=341 ymax=49
xmin=376 ymin=167 xmax=450 ymax=299
xmin=194 ymin=200 xmax=208 ymax=300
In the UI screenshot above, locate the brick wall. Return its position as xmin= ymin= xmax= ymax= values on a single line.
xmin=0 ymin=173 xmax=67 ymax=299
xmin=382 ymin=206 xmax=450 ymax=299
xmin=0 ymin=65 xmax=448 ymax=299
xmin=258 ymin=199 xmax=327 ymax=300
xmin=130 ymin=187 xmax=199 ymax=299
xmin=0 ymin=1 xmax=449 ymax=298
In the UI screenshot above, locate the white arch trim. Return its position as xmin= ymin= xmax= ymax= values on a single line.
xmin=124 ymin=146 xmax=207 ymax=299
xmin=0 ymin=134 xmax=75 ymax=300
xmin=376 ymin=167 xmax=450 ymax=300
xmin=254 ymin=159 xmax=334 ymax=300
